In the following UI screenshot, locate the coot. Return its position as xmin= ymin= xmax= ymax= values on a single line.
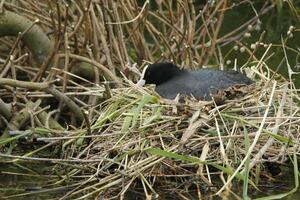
xmin=137 ymin=62 xmax=254 ymax=100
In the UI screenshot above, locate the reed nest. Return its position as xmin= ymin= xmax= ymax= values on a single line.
xmin=39 ymin=71 xmax=298 ymax=199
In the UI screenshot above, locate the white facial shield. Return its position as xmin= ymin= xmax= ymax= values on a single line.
xmin=136 ymin=64 xmax=149 ymax=86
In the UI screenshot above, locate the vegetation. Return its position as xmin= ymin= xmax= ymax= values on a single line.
xmin=0 ymin=0 xmax=299 ymax=199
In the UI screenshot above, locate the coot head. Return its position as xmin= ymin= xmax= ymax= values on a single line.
xmin=142 ymin=62 xmax=185 ymax=85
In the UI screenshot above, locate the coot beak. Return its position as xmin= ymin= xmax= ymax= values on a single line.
xmin=136 ymin=79 xmax=146 ymax=86
xmin=136 ymin=64 xmax=149 ymax=86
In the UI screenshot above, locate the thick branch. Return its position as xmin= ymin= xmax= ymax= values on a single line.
xmin=0 ymin=10 xmax=51 ymax=64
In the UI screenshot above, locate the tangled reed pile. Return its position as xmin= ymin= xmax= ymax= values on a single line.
xmin=0 ymin=0 xmax=299 ymax=199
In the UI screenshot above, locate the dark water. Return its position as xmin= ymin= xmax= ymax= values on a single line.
xmin=0 ymin=162 xmax=299 ymax=199
xmin=0 ymin=163 xmax=64 ymax=199
xmin=219 ymin=2 xmax=300 ymax=86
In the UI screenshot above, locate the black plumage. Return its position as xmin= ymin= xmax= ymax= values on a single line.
xmin=141 ymin=62 xmax=253 ymax=100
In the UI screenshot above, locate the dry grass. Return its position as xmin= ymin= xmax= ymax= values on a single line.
xmin=0 ymin=0 xmax=299 ymax=199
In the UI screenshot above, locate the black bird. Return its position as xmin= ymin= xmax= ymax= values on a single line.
xmin=137 ymin=62 xmax=254 ymax=100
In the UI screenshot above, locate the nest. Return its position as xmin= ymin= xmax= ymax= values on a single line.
xmin=1 ymin=68 xmax=299 ymax=199
xmin=38 ymin=71 xmax=297 ymax=199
